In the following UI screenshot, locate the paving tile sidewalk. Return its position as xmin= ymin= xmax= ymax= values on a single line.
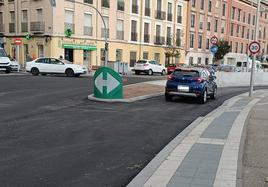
xmin=128 ymin=90 xmax=268 ymax=187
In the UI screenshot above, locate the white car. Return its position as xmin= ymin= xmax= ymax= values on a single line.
xmin=0 ymin=47 xmax=11 ymax=73
xmin=26 ymin=57 xmax=87 ymax=77
xmin=10 ymin=60 xmax=20 ymax=71
xmin=133 ymin=60 xmax=166 ymax=76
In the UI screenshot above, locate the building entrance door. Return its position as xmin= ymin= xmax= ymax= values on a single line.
xmin=65 ymin=48 xmax=74 ymax=63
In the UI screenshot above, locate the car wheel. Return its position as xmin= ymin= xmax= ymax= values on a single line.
xmin=31 ymin=68 xmax=39 ymax=76
xmin=135 ymin=71 xmax=140 ymax=75
xmin=41 ymin=73 xmax=47 ymax=76
xmin=199 ymin=90 xmax=207 ymax=104
xmin=211 ymin=87 xmax=217 ymax=100
xmin=5 ymin=67 xmax=11 ymax=74
xmin=165 ymin=93 xmax=173 ymax=102
xmin=148 ymin=69 xmax=153 ymax=76
xmin=66 ymin=68 xmax=75 ymax=77
xmin=161 ymin=70 xmax=166 ymax=76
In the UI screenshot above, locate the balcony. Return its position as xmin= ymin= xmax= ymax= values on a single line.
xmin=145 ymin=7 xmax=150 ymax=17
xmin=84 ymin=26 xmax=93 ymax=36
xmin=31 ymin=21 xmax=45 ymax=33
xmin=116 ymin=30 xmax=124 ymax=40
xmin=21 ymin=22 xmax=28 ymax=32
xmin=9 ymin=23 xmax=15 ymax=33
xmin=0 ymin=23 xmax=4 ymax=33
xmin=132 ymin=4 xmax=138 ymax=14
xmin=155 ymin=10 xmax=166 ymax=20
xmin=166 ymin=37 xmax=172 ymax=46
xmin=101 ymin=28 xmax=109 ymax=38
xmin=131 ymin=32 xmax=138 ymax=41
xmin=167 ymin=13 xmax=173 ymax=22
xmin=177 ymin=16 xmax=182 ymax=23
xmin=176 ymin=39 xmax=182 ymax=47
xmin=144 ymin=34 xmax=150 ymax=43
xmin=154 ymin=36 xmax=165 ymax=45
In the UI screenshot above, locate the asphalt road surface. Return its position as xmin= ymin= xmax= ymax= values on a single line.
xmin=0 ymin=75 xmax=266 ymax=187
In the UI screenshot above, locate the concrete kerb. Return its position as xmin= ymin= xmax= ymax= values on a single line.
xmin=127 ymin=90 xmax=267 ymax=187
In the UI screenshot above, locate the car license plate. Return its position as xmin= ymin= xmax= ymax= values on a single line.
xmin=177 ymin=85 xmax=189 ymax=92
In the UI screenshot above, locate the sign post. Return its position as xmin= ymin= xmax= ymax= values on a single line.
xmin=14 ymin=38 xmax=22 ymax=69
xmin=210 ymin=36 xmax=218 ymax=64
xmin=94 ymin=67 xmax=123 ymax=99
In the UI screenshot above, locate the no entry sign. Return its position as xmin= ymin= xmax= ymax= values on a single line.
xmin=14 ymin=38 xmax=22 ymax=45
xmin=210 ymin=36 xmax=218 ymax=45
xmin=249 ymin=41 xmax=260 ymax=54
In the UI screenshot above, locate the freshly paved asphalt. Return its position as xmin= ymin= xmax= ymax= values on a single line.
xmin=0 ymin=75 xmax=266 ymax=187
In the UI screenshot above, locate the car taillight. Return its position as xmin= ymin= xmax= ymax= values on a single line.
xmin=168 ymin=74 xmax=174 ymax=80
xmin=194 ymin=77 xmax=205 ymax=83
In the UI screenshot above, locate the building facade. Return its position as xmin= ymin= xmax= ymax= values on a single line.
xmin=0 ymin=0 xmax=188 ymax=68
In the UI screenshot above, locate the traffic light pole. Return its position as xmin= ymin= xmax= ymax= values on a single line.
xmin=52 ymin=0 xmax=109 ymax=67
xmin=249 ymin=0 xmax=261 ymax=97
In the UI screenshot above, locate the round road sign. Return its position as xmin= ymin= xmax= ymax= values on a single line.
xmin=249 ymin=41 xmax=260 ymax=54
xmin=210 ymin=36 xmax=218 ymax=45
xmin=14 ymin=38 xmax=22 ymax=45
xmin=210 ymin=45 xmax=218 ymax=54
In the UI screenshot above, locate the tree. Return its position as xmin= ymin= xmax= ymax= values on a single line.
xmin=214 ymin=40 xmax=231 ymax=61
xmin=165 ymin=37 xmax=181 ymax=66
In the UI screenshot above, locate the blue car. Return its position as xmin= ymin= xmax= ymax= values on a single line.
xmin=165 ymin=68 xmax=217 ymax=104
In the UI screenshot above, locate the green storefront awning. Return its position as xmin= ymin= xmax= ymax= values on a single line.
xmin=62 ymin=44 xmax=97 ymax=51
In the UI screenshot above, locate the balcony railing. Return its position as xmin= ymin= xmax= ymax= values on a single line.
xmin=116 ymin=30 xmax=124 ymax=40
xmin=21 ymin=22 xmax=28 ymax=32
xmin=145 ymin=7 xmax=151 ymax=17
xmin=166 ymin=37 xmax=172 ymax=45
xmin=176 ymin=39 xmax=182 ymax=47
xmin=154 ymin=36 xmax=165 ymax=45
xmin=31 ymin=21 xmax=45 ymax=33
xmin=177 ymin=16 xmax=182 ymax=23
xmin=101 ymin=28 xmax=109 ymax=38
xmin=144 ymin=34 xmax=150 ymax=43
xmin=84 ymin=26 xmax=93 ymax=36
xmin=155 ymin=10 xmax=166 ymax=20
xmin=131 ymin=32 xmax=138 ymax=41
xmin=9 ymin=23 xmax=15 ymax=33
xmin=0 ymin=23 xmax=4 ymax=33
xmin=132 ymin=4 xmax=138 ymax=14
xmin=167 ymin=13 xmax=173 ymax=21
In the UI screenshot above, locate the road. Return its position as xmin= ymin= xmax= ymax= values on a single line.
xmin=0 ymin=75 xmax=266 ymax=187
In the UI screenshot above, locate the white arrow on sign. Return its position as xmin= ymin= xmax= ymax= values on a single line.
xmin=95 ymin=72 xmax=120 ymax=94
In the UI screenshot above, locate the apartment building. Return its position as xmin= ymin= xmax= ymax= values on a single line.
xmin=0 ymin=0 xmax=188 ymax=68
xmin=185 ymin=0 xmax=229 ymax=65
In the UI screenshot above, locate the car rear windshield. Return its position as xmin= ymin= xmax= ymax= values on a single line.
xmin=0 ymin=49 xmax=7 ymax=57
xmin=173 ymin=69 xmax=200 ymax=77
xmin=136 ymin=60 xmax=147 ymax=64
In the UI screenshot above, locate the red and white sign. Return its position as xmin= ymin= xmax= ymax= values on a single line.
xmin=210 ymin=36 xmax=218 ymax=45
xmin=249 ymin=41 xmax=260 ymax=54
xmin=14 ymin=38 xmax=22 ymax=45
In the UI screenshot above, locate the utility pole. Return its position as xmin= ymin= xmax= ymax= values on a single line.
xmin=249 ymin=0 xmax=261 ymax=97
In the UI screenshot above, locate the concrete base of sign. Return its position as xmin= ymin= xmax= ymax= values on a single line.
xmin=88 ymin=92 xmax=164 ymax=103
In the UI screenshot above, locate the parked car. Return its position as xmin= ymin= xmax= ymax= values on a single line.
xmin=0 ymin=48 xmax=11 ymax=73
xmin=165 ymin=67 xmax=217 ymax=104
xmin=133 ymin=60 xmax=166 ymax=75
xmin=26 ymin=57 xmax=87 ymax=77
xmin=10 ymin=60 xmax=20 ymax=71
xmin=167 ymin=63 xmax=184 ymax=74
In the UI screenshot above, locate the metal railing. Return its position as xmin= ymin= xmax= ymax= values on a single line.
xmin=154 ymin=36 xmax=165 ymax=45
xmin=144 ymin=34 xmax=150 ymax=43
xmin=116 ymin=30 xmax=124 ymax=40
xmin=21 ymin=22 xmax=28 ymax=32
xmin=166 ymin=37 xmax=172 ymax=45
xmin=31 ymin=21 xmax=45 ymax=33
xmin=177 ymin=16 xmax=182 ymax=23
xmin=9 ymin=23 xmax=15 ymax=33
xmin=84 ymin=26 xmax=93 ymax=36
xmin=0 ymin=23 xmax=4 ymax=33
xmin=176 ymin=39 xmax=182 ymax=47
xmin=155 ymin=10 xmax=166 ymax=20
xmin=167 ymin=13 xmax=173 ymax=21
xmin=131 ymin=32 xmax=138 ymax=41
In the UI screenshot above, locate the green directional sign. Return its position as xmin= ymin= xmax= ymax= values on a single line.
xmin=94 ymin=67 xmax=123 ymax=99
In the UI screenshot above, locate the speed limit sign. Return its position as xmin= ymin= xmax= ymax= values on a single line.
xmin=249 ymin=41 xmax=260 ymax=54
xmin=210 ymin=36 xmax=218 ymax=45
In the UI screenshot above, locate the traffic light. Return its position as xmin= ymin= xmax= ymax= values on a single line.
xmin=105 ymin=42 xmax=109 ymax=51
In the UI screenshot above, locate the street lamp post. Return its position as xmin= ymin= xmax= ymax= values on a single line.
xmin=51 ymin=0 xmax=109 ymax=67
xmin=249 ymin=0 xmax=261 ymax=97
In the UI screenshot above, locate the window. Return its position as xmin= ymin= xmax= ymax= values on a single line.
xmin=192 ymin=0 xmax=196 ymax=8
xmin=36 ymin=9 xmax=43 ymax=22
xmin=214 ymin=19 xmax=218 ymax=32
xmin=22 ymin=10 xmax=28 ymax=22
xmin=232 ymin=7 xmax=235 ymax=19
xmin=144 ymin=22 xmax=150 ymax=43
xmin=116 ymin=49 xmax=123 ymax=61
xmin=84 ymin=13 xmax=92 ymax=36
xmin=198 ymin=34 xmax=202 ymax=49
xmin=191 ymin=13 xmax=195 ymax=28
xmin=222 ymin=3 xmax=226 ymax=16
xmin=207 ymin=17 xmax=211 ymax=31
xmin=116 ymin=19 xmax=124 ymax=40
xmin=166 ymin=26 xmax=172 ymax=45
xmin=65 ymin=10 xmax=74 ymax=33
xmin=253 ymin=15 xmax=255 ymax=25
xmin=205 ymin=58 xmax=209 ymax=65
xmin=117 ymin=0 xmax=124 ymax=11
xmin=0 ymin=12 xmax=3 ymax=25
xmin=154 ymin=53 xmax=160 ymax=64
xmin=167 ymin=2 xmax=172 ymax=21
xmin=84 ymin=0 xmax=93 ymax=4
xmin=236 ymin=25 xmax=240 ymax=37
xmin=208 ymin=0 xmax=212 ymax=12
xmin=197 ymin=57 xmax=201 ymax=64
xmin=238 ymin=9 xmax=241 ymax=21
xmin=132 ymin=0 xmax=138 ymax=14
xmin=231 ymin=23 xmax=234 ymax=36
xmin=144 ymin=0 xmax=150 ymax=16
xmin=176 ymin=29 xmax=181 ymax=47
xmin=248 ymin=13 xmax=251 ymax=24
xmin=190 ymin=33 xmax=194 ymax=48
xmin=206 ymin=38 xmax=210 ymax=49
xmin=230 ymin=41 xmax=233 ymax=51
xmin=243 ymin=12 xmax=246 ymax=23
xmin=242 ymin=26 xmax=245 ymax=38
xmin=240 ymin=43 xmax=244 ymax=54
xmin=200 ymin=0 xmax=204 ymax=10
xmin=221 ymin=20 xmax=225 ymax=34
xmin=199 ymin=15 xmax=204 ymax=30
xmin=235 ymin=42 xmax=238 ymax=53
xmin=189 ymin=57 xmax=194 ymax=65
xmin=101 ymin=16 xmax=109 ymax=38
xmin=10 ymin=11 xmax=15 ymax=23
xmin=143 ymin=52 xmax=148 ymax=60
xmin=215 ymin=0 xmax=219 ymax=15
xmin=177 ymin=5 xmax=182 ymax=23
xmin=38 ymin=45 xmax=44 ymax=58
xmin=247 ymin=29 xmax=250 ymax=39
xmin=102 ymin=0 xmax=110 ymax=8
xmin=131 ymin=20 xmax=137 ymax=41
xmin=252 ymin=29 xmax=254 ymax=40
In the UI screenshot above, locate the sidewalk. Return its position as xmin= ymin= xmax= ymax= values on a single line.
xmin=128 ymin=90 xmax=268 ymax=187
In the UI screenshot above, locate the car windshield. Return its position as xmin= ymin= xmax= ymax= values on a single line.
xmin=173 ymin=69 xmax=200 ymax=78
xmin=0 ymin=49 xmax=7 ymax=57
xmin=136 ymin=60 xmax=147 ymax=64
